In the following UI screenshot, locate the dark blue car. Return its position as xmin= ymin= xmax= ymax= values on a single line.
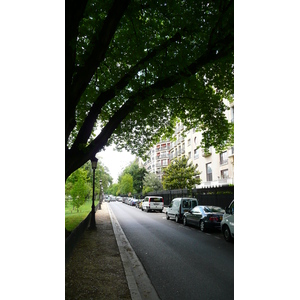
xmin=183 ymin=205 xmax=224 ymax=232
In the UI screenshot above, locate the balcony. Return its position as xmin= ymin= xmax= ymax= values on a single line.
xmin=196 ymin=178 xmax=234 ymax=188
xmin=202 ymin=147 xmax=212 ymax=157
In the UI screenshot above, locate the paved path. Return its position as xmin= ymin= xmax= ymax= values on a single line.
xmin=65 ymin=202 xmax=159 ymax=300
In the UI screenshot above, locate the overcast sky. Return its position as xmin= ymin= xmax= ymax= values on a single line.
xmin=96 ymin=145 xmax=136 ymax=183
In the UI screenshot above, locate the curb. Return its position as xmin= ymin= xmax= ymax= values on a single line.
xmin=107 ymin=204 xmax=161 ymax=300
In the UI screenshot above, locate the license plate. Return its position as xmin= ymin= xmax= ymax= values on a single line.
xmin=153 ymin=203 xmax=158 ymax=205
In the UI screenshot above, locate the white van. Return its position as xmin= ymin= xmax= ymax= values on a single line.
xmin=142 ymin=196 xmax=164 ymax=212
xmin=221 ymin=200 xmax=234 ymax=242
xmin=166 ymin=198 xmax=198 ymax=223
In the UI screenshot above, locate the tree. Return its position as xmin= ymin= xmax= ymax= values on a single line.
xmin=65 ymin=167 xmax=90 ymax=211
xmin=143 ymin=173 xmax=163 ymax=194
xmin=120 ymin=159 xmax=147 ymax=194
xmin=107 ymin=183 xmax=120 ymax=196
xmin=162 ymin=157 xmax=201 ymax=190
xmin=65 ymin=159 xmax=112 ymax=208
xmin=66 ymin=0 xmax=234 ymax=180
xmin=119 ymin=173 xmax=133 ymax=195
xmin=82 ymin=159 xmax=113 ymax=195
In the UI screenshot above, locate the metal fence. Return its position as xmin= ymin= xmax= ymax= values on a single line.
xmin=145 ymin=186 xmax=234 ymax=208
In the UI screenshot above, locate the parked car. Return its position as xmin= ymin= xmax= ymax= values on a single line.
xmin=142 ymin=196 xmax=164 ymax=212
xmin=221 ymin=200 xmax=234 ymax=242
xmin=183 ymin=205 xmax=224 ymax=232
xmin=130 ymin=198 xmax=138 ymax=206
xmin=136 ymin=199 xmax=143 ymax=209
xmin=166 ymin=198 xmax=198 ymax=223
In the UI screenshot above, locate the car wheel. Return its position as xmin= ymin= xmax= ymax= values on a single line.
xmin=199 ymin=220 xmax=205 ymax=232
xmin=183 ymin=217 xmax=187 ymax=226
xmin=175 ymin=215 xmax=179 ymax=223
xmin=166 ymin=213 xmax=170 ymax=220
xmin=146 ymin=207 xmax=149 ymax=212
xmin=223 ymin=225 xmax=232 ymax=242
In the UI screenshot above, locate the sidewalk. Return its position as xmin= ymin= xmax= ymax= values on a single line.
xmin=65 ymin=202 xmax=131 ymax=300
xmin=66 ymin=202 xmax=161 ymax=300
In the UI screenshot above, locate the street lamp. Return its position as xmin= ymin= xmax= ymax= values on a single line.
xmin=89 ymin=156 xmax=98 ymax=230
xmin=99 ymin=179 xmax=102 ymax=210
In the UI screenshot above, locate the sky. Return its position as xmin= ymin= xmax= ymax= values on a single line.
xmin=96 ymin=145 xmax=136 ymax=183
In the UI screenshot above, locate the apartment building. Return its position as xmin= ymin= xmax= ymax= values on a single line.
xmin=141 ymin=100 xmax=234 ymax=187
xmin=142 ymin=140 xmax=172 ymax=181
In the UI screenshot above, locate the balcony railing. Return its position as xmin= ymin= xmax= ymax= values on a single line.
xmin=196 ymin=177 xmax=234 ymax=188
xmin=202 ymin=147 xmax=212 ymax=157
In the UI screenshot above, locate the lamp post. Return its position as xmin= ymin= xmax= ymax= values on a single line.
xmin=99 ymin=179 xmax=102 ymax=210
xmin=89 ymin=156 xmax=98 ymax=230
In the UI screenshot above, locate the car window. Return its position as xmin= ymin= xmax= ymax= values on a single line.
xmin=204 ymin=206 xmax=224 ymax=213
xmin=191 ymin=206 xmax=200 ymax=213
xmin=182 ymin=200 xmax=190 ymax=208
xmin=150 ymin=197 xmax=162 ymax=202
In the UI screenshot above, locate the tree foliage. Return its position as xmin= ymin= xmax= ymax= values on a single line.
xmin=66 ymin=0 xmax=234 ymax=180
xmin=119 ymin=173 xmax=133 ymax=195
xmin=65 ymin=159 xmax=113 ymax=209
xmin=65 ymin=168 xmax=90 ymax=211
xmin=119 ymin=159 xmax=147 ymax=194
xmin=107 ymin=183 xmax=120 ymax=195
xmin=142 ymin=172 xmax=163 ymax=194
xmin=162 ymin=157 xmax=201 ymax=190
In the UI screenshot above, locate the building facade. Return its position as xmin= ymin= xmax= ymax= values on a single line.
xmin=141 ymin=100 xmax=234 ymax=187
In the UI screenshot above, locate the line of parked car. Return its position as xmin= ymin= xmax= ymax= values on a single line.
xmin=120 ymin=195 xmax=234 ymax=242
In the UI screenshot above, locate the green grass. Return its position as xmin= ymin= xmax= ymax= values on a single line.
xmin=65 ymin=200 xmax=99 ymax=231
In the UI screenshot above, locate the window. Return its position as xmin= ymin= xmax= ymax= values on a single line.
xmin=188 ymin=139 xmax=191 ymax=146
xmin=194 ymin=136 xmax=197 ymax=145
xmin=231 ymin=106 xmax=234 ymax=123
xmin=194 ymin=148 xmax=199 ymax=159
xmin=221 ymin=169 xmax=229 ymax=179
xmin=192 ymin=206 xmax=200 ymax=213
xmin=206 ymin=163 xmax=212 ymax=181
xmin=188 ymin=152 xmax=191 ymax=159
xmin=220 ymin=151 xmax=228 ymax=165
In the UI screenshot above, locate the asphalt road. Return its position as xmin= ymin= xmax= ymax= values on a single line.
xmin=109 ymin=201 xmax=234 ymax=300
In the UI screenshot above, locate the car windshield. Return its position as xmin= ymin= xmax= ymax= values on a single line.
xmin=203 ymin=206 xmax=223 ymax=213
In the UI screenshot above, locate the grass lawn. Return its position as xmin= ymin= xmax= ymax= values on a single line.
xmin=65 ymin=199 xmax=99 ymax=231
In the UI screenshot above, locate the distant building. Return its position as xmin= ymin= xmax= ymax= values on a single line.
xmin=140 ymin=100 xmax=234 ymax=187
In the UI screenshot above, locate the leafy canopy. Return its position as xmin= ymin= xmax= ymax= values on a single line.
xmin=119 ymin=173 xmax=134 ymax=195
xmin=118 ymin=159 xmax=148 ymax=194
xmin=66 ymin=0 xmax=234 ymax=180
xmin=143 ymin=172 xmax=163 ymax=194
xmin=162 ymin=157 xmax=201 ymax=190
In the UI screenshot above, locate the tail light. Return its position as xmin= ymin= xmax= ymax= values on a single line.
xmin=209 ymin=216 xmax=219 ymax=222
xmin=162 ymin=198 xmax=164 ymax=203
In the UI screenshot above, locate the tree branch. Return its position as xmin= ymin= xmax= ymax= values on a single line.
xmin=77 ymin=37 xmax=233 ymax=161
xmin=66 ymin=0 xmax=131 ymax=141
xmin=70 ymin=31 xmax=183 ymax=150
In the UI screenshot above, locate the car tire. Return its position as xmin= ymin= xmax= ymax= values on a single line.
xmin=166 ymin=213 xmax=170 ymax=220
xmin=146 ymin=207 xmax=149 ymax=212
xmin=223 ymin=225 xmax=233 ymax=242
xmin=183 ymin=217 xmax=187 ymax=226
xmin=199 ymin=220 xmax=205 ymax=232
xmin=175 ymin=215 xmax=180 ymax=223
